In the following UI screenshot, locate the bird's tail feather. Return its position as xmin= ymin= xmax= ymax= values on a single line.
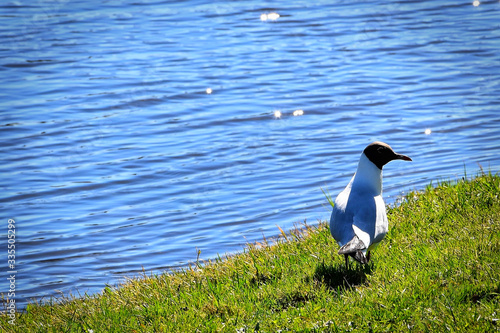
xmin=338 ymin=235 xmax=369 ymax=264
xmin=338 ymin=235 xmax=366 ymax=254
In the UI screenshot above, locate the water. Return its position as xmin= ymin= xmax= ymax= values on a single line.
xmin=1 ymin=0 xmax=499 ymax=309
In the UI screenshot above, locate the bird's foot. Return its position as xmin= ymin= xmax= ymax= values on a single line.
xmin=354 ymin=250 xmax=368 ymax=264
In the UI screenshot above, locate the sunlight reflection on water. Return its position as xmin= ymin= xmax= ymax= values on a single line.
xmin=260 ymin=12 xmax=280 ymax=21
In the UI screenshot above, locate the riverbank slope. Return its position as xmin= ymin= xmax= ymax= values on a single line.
xmin=2 ymin=172 xmax=499 ymax=332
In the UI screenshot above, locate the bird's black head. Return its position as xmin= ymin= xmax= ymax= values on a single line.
xmin=363 ymin=141 xmax=412 ymax=169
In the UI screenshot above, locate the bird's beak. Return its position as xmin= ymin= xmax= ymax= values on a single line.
xmin=396 ymin=154 xmax=412 ymax=161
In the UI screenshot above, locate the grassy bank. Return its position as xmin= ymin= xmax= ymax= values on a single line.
xmin=2 ymin=173 xmax=499 ymax=332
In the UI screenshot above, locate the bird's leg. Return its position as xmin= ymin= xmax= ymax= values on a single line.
xmin=344 ymin=254 xmax=349 ymax=269
xmin=366 ymin=251 xmax=371 ymax=263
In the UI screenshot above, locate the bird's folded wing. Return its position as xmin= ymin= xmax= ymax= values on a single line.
xmin=351 ymin=224 xmax=371 ymax=250
xmin=338 ymin=234 xmax=366 ymax=254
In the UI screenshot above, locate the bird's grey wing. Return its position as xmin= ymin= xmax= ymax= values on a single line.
xmin=350 ymin=196 xmax=377 ymax=249
xmin=330 ymin=189 xmax=356 ymax=246
xmin=337 ymin=234 xmax=369 ymax=264
xmin=337 ymin=234 xmax=365 ymax=254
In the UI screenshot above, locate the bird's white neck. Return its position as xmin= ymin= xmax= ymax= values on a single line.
xmin=352 ymin=153 xmax=383 ymax=195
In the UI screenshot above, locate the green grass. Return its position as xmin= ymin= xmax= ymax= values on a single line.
xmin=2 ymin=172 xmax=499 ymax=332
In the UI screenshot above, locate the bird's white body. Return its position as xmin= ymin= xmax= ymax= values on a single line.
xmin=330 ymin=153 xmax=389 ymax=255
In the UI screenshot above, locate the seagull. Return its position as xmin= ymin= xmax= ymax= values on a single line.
xmin=329 ymin=142 xmax=412 ymax=268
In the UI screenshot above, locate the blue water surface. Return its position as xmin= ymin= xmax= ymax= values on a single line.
xmin=1 ymin=0 xmax=499 ymax=308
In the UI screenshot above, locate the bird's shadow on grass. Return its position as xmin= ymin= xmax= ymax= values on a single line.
xmin=313 ymin=261 xmax=373 ymax=291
